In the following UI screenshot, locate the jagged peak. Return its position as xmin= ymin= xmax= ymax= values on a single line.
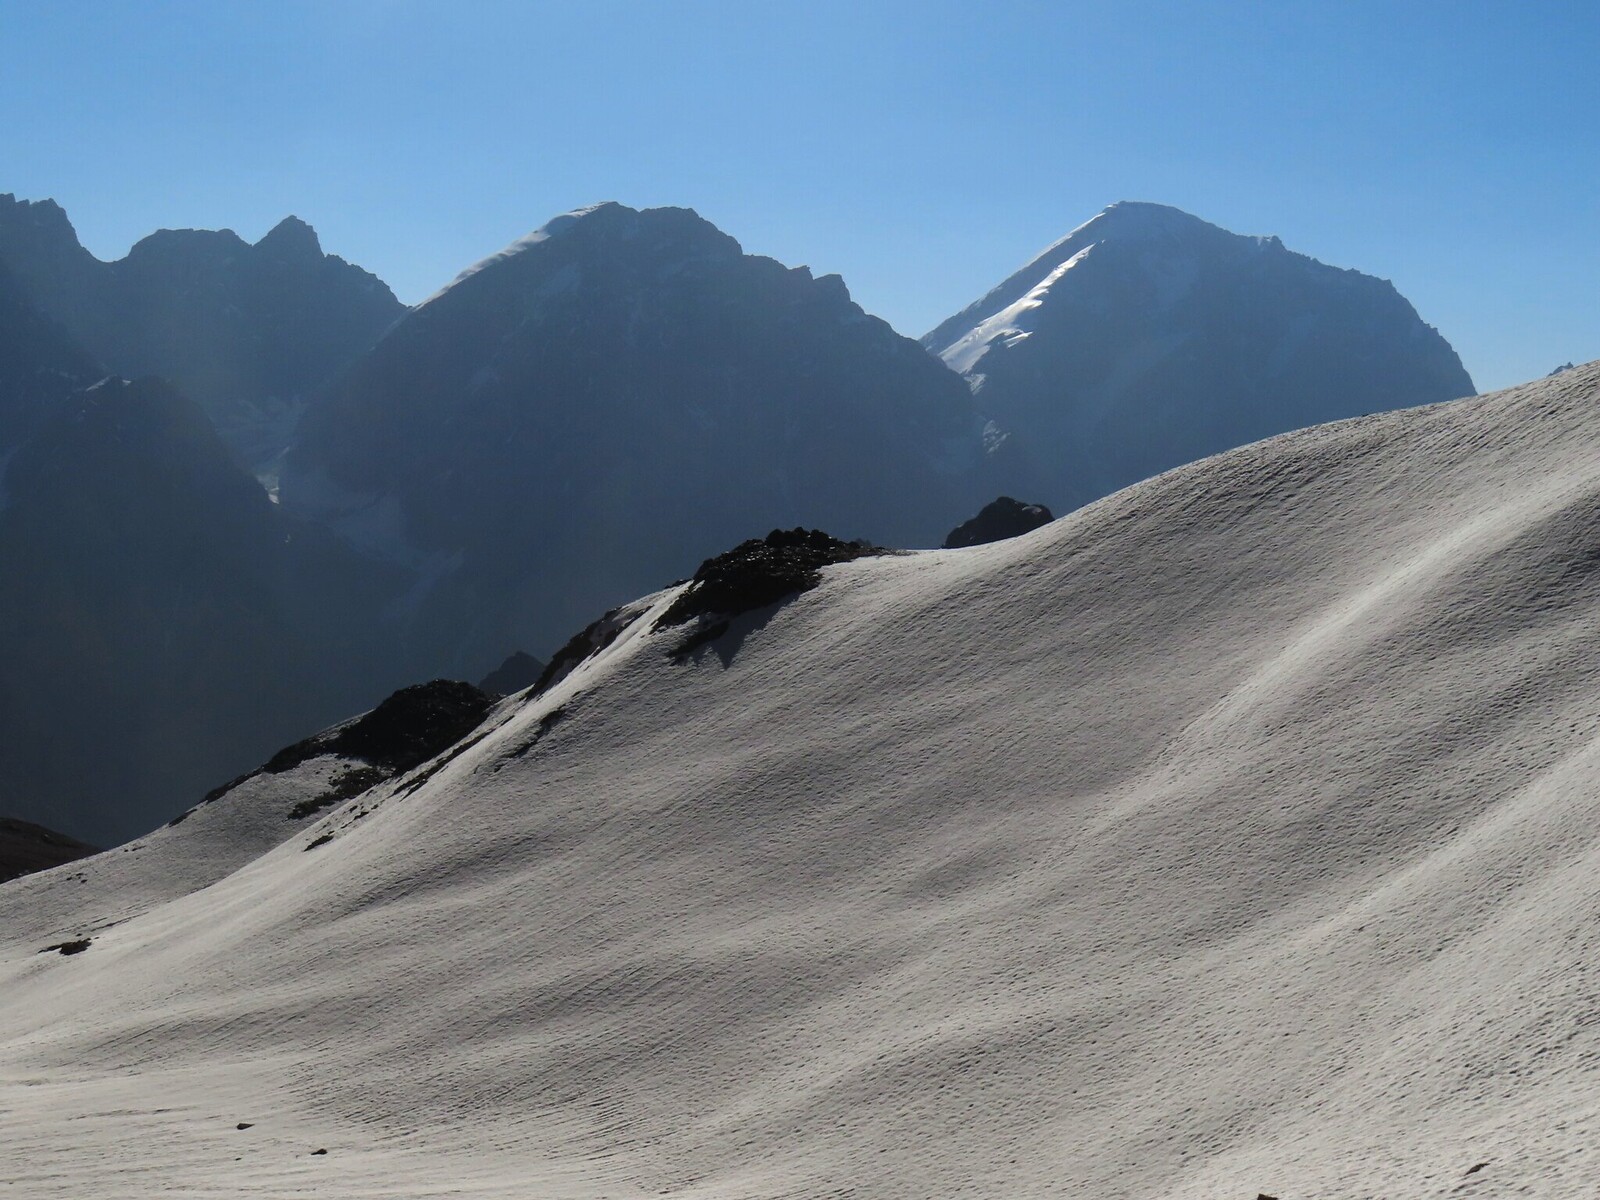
xmin=0 ymin=192 xmax=90 ymax=259
xmin=0 ymin=192 xmax=72 ymax=225
xmin=255 ymin=214 xmax=323 ymax=259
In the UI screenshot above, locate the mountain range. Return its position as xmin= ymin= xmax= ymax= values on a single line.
xmin=0 ymin=193 xmax=1476 ymax=841
xmin=283 ymin=200 xmax=991 ymax=665
xmin=4 ymin=360 xmax=1596 ymax=1198
xmin=0 ymin=193 xmax=403 ymax=476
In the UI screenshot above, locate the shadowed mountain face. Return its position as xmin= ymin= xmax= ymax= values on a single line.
xmin=0 ymin=195 xmax=404 ymax=473
xmin=0 ymin=260 xmax=102 ymax=466
xmin=925 ymin=202 xmax=1475 ymax=510
xmin=0 ymin=378 xmax=413 ymax=843
xmin=283 ymin=201 xmax=987 ymax=672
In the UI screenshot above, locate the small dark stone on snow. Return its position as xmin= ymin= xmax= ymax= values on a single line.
xmin=42 ymin=938 xmax=91 ymax=956
xmin=942 ymin=496 xmax=1053 ymax=549
xmin=287 ymin=765 xmax=387 ymax=821
xmin=304 ymin=833 xmax=334 ymax=851
xmin=236 ymin=1122 xmax=253 ymax=1130
xmin=311 ymin=1147 xmax=328 ymax=1155
xmin=1465 ymin=1161 xmax=1490 ymax=1175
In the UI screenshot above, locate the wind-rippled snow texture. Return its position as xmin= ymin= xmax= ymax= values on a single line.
xmin=5 ymin=363 xmax=1600 ymax=1198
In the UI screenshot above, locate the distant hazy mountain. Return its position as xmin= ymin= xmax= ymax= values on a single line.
xmin=283 ymin=201 xmax=986 ymax=670
xmin=925 ymin=202 xmax=1475 ymax=509
xmin=0 ymin=377 xmax=412 ymax=842
xmin=0 ymin=194 xmax=404 ymax=474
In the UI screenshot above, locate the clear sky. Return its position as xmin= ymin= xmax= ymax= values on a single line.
xmin=2 ymin=0 xmax=1595 ymax=392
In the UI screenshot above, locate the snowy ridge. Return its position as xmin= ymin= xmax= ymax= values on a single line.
xmin=6 ymin=362 xmax=1600 ymax=1196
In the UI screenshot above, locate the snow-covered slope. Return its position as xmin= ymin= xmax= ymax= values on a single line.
xmin=6 ymin=361 xmax=1600 ymax=1198
xmin=926 ymin=201 xmax=1475 ymax=511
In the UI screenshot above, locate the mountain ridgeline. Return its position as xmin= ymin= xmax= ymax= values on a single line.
xmin=0 ymin=193 xmax=1477 ymax=843
xmin=281 ymin=201 xmax=988 ymax=667
xmin=0 ymin=194 xmax=404 ymax=474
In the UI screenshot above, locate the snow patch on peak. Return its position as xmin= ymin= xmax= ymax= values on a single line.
xmin=925 ymin=202 xmax=1289 ymax=362
xmin=940 ymin=245 xmax=1096 ymax=375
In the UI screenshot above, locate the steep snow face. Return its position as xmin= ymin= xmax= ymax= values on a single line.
xmin=282 ymin=201 xmax=985 ymax=672
xmin=938 ymin=243 xmax=1096 ymax=375
xmin=926 ymin=201 xmax=1476 ymax=511
xmin=7 ymin=362 xmax=1600 ymax=1197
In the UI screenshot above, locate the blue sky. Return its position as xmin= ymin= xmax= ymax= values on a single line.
xmin=2 ymin=0 xmax=1595 ymax=391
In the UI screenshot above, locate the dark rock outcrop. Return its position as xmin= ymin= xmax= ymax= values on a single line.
xmin=943 ymin=496 xmax=1053 ymax=548
xmin=265 ymin=680 xmax=495 ymax=775
xmin=656 ymin=527 xmax=882 ymax=628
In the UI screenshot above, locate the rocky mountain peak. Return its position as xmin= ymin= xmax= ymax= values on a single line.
xmin=255 ymin=214 xmax=323 ymax=260
xmin=923 ymin=201 xmax=1475 ymax=511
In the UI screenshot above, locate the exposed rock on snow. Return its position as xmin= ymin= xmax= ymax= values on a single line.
xmin=655 ymin=527 xmax=884 ymax=628
xmin=531 ymin=603 xmax=652 ymax=698
xmin=265 ymin=679 xmax=495 ymax=775
xmin=942 ymin=496 xmax=1054 ymax=548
